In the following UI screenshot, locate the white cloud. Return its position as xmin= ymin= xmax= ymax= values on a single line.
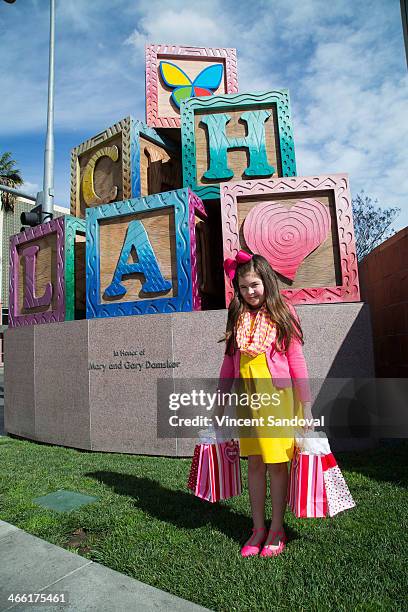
xmin=22 ymin=181 xmax=40 ymax=196
xmin=125 ymin=8 xmax=227 ymax=51
xmin=287 ymin=0 xmax=408 ymax=231
xmin=0 ymin=0 xmax=146 ymax=136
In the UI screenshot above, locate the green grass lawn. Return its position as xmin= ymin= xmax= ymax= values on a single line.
xmin=0 ymin=436 xmax=407 ymax=612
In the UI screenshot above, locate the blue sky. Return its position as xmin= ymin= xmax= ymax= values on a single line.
xmin=1 ymin=0 xmax=407 ymax=231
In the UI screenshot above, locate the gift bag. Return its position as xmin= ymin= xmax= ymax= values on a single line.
xmin=287 ymin=448 xmax=328 ymax=517
xmin=287 ymin=431 xmax=355 ymax=518
xmin=321 ymin=452 xmax=356 ymax=517
xmin=187 ymin=439 xmax=242 ymax=503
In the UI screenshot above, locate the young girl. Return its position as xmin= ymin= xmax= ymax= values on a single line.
xmin=218 ymin=251 xmax=313 ymax=558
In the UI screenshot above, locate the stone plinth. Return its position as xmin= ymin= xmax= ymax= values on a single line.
xmin=5 ymin=303 xmax=376 ymax=455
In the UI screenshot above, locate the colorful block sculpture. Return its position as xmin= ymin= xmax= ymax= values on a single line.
xmin=9 ymin=216 xmax=86 ymax=327
xmin=181 ymin=90 xmax=296 ymax=200
xmin=145 ymin=44 xmax=238 ymax=128
xmin=220 ymin=175 xmax=360 ymax=305
xmin=70 ymin=116 xmax=181 ymax=218
xmin=86 ymin=188 xmax=207 ymax=318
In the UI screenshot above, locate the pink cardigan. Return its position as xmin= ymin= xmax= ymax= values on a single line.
xmin=218 ymin=304 xmax=312 ymax=403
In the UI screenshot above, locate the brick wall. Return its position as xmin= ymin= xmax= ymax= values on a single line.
xmin=358 ymin=227 xmax=408 ymax=376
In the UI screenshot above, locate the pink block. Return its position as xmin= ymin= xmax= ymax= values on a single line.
xmin=220 ymin=174 xmax=360 ymax=305
xmin=145 ymin=44 xmax=238 ymax=128
xmin=9 ymin=218 xmax=65 ymax=327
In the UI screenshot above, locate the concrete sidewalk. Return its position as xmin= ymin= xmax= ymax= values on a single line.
xmin=0 ymin=521 xmax=210 ymax=612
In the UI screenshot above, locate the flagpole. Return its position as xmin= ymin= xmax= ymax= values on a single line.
xmin=41 ymin=0 xmax=55 ymax=223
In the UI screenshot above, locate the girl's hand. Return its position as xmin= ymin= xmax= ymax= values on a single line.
xmin=301 ymin=401 xmax=315 ymax=432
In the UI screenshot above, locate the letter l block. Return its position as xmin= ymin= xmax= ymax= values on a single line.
xmin=9 ymin=215 xmax=86 ymax=327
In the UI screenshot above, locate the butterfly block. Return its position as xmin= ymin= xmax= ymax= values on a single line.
xmin=86 ymin=188 xmax=209 ymax=318
xmin=70 ymin=116 xmax=182 ymax=218
xmin=9 ymin=215 xmax=86 ymax=327
xmin=220 ymin=175 xmax=360 ymax=305
xmin=181 ymin=90 xmax=297 ymax=201
xmin=145 ymin=44 xmax=238 ymax=128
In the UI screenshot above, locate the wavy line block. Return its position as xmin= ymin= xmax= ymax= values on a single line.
xmin=145 ymin=44 xmax=238 ymax=128
xmin=180 ymin=90 xmax=297 ymax=201
xmin=220 ymin=174 xmax=360 ymax=305
xmin=9 ymin=215 xmax=86 ymax=327
xmin=243 ymin=199 xmax=331 ymax=280
xmin=70 ymin=116 xmax=181 ymax=218
xmin=86 ymin=188 xmax=207 ymax=318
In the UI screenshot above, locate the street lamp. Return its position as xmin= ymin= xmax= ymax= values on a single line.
xmin=3 ymin=0 xmax=55 ymax=225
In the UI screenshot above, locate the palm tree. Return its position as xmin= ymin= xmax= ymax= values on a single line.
xmin=0 ymin=151 xmax=23 ymax=212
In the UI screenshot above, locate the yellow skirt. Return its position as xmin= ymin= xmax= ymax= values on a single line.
xmin=238 ymin=351 xmax=295 ymax=463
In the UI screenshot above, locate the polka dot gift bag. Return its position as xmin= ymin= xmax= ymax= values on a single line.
xmin=187 ymin=428 xmax=242 ymax=503
xmin=287 ymin=430 xmax=356 ymax=518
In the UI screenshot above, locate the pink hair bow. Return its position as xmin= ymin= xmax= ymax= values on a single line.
xmin=223 ymin=250 xmax=253 ymax=280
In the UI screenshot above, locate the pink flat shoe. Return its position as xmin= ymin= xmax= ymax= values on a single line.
xmin=241 ymin=527 xmax=267 ymax=557
xmin=259 ymin=528 xmax=287 ymax=558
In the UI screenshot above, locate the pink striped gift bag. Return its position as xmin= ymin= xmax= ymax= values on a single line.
xmin=187 ymin=440 xmax=242 ymax=503
xmin=287 ymin=439 xmax=356 ymax=518
xmin=287 ymin=447 xmax=328 ymax=517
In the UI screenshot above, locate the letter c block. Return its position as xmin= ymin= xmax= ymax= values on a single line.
xmin=70 ymin=116 xmax=182 ymax=219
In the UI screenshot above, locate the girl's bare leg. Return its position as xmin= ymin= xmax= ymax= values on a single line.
xmin=243 ymin=455 xmax=267 ymax=547
xmin=265 ymin=462 xmax=288 ymax=547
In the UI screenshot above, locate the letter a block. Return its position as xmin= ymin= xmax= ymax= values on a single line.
xmin=86 ymin=188 xmax=207 ymax=318
xmin=9 ymin=216 xmax=86 ymax=327
xmin=181 ymin=90 xmax=297 ymax=200
xmin=70 ymin=116 xmax=182 ymax=218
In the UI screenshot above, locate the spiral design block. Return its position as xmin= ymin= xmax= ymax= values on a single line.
xmin=243 ymin=199 xmax=330 ymax=280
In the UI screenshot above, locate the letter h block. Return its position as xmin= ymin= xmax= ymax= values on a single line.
xmin=181 ymin=90 xmax=297 ymax=200
xmin=86 ymin=188 xmax=207 ymax=318
xmin=9 ymin=216 xmax=86 ymax=327
xmin=70 ymin=116 xmax=181 ymax=218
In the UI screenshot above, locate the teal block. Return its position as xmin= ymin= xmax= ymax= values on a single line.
xmin=65 ymin=216 xmax=86 ymax=321
xmin=180 ymin=90 xmax=297 ymax=200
